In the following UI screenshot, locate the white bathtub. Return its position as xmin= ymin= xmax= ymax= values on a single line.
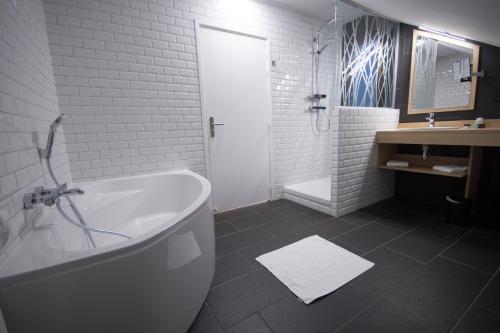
xmin=0 ymin=169 xmax=214 ymax=333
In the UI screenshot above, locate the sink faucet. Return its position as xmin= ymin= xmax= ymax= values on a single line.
xmin=426 ymin=112 xmax=435 ymax=128
xmin=23 ymin=183 xmax=84 ymax=209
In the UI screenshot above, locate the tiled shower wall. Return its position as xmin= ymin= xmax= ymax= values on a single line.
xmin=0 ymin=0 xmax=72 ymax=260
xmin=331 ymin=107 xmax=399 ymax=216
xmin=284 ymin=106 xmax=399 ymax=217
xmin=43 ymin=0 xmax=336 ymax=197
xmin=433 ymin=54 xmax=471 ymax=108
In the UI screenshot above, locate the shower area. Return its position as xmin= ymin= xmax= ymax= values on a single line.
xmin=279 ymin=1 xmax=401 ymax=216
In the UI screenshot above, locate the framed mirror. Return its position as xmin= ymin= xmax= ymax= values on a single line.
xmin=408 ymin=29 xmax=480 ymax=114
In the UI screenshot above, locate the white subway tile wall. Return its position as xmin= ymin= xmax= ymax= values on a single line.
xmin=44 ymin=0 xmax=336 ymax=199
xmin=433 ymin=54 xmax=471 ymax=108
xmin=277 ymin=107 xmax=399 ymax=217
xmin=0 ymin=0 xmax=397 ymax=262
xmin=331 ymin=107 xmax=400 ymax=216
xmin=0 ymin=0 xmax=72 ymax=260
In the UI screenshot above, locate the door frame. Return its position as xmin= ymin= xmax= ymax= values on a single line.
xmin=194 ymin=19 xmax=274 ymax=210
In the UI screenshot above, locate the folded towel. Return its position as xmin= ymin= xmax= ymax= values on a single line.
xmin=433 ymin=165 xmax=468 ymax=174
xmin=387 ymin=160 xmax=409 ymax=167
xmin=460 ymin=57 xmax=471 ymax=79
xmin=453 ymin=61 xmax=461 ymax=81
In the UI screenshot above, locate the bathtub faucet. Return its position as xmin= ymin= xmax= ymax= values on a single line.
xmin=23 ymin=183 xmax=84 ymax=209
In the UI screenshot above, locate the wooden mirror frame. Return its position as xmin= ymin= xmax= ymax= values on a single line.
xmin=407 ymin=29 xmax=480 ymax=114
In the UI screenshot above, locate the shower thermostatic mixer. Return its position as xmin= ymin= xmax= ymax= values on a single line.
xmin=23 ymin=184 xmax=84 ymax=209
xmin=308 ymin=105 xmax=327 ymax=111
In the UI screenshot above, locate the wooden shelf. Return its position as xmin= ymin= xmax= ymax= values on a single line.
xmin=376 ymin=145 xmax=481 ymax=199
xmin=377 ymin=165 xmax=467 ymax=178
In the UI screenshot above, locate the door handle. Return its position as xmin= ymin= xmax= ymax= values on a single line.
xmin=209 ymin=116 xmax=224 ymax=137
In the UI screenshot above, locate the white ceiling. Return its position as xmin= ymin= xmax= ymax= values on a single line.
xmin=271 ymin=0 xmax=365 ymax=25
xmin=270 ymin=0 xmax=336 ymax=20
xmin=272 ymin=0 xmax=500 ymax=47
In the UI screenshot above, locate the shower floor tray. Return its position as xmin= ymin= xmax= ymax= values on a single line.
xmin=284 ymin=177 xmax=331 ymax=205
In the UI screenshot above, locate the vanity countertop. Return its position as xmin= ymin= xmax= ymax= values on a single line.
xmin=376 ymin=127 xmax=500 ymax=146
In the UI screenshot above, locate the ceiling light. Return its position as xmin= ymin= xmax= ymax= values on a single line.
xmin=418 ymin=26 xmax=466 ymax=41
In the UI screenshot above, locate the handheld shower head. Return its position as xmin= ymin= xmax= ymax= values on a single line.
xmin=50 ymin=114 xmax=65 ymax=132
xmin=40 ymin=114 xmax=66 ymax=160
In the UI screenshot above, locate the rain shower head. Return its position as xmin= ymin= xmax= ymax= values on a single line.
xmin=318 ymin=17 xmax=339 ymax=33
xmin=317 ymin=38 xmax=336 ymax=54
xmin=318 ymin=0 xmax=340 ymax=33
xmin=315 ymin=0 xmax=340 ymax=55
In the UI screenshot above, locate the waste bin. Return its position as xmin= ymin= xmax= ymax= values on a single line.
xmin=445 ymin=195 xmax=472 ymax=225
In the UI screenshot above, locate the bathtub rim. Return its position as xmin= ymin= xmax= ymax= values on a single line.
xmin=0 ymin=169 xmax=212 ymax=286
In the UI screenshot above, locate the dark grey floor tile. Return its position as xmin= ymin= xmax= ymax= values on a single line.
xmin=263 ymin=199 xmax=294 ymax=209
xmin=376 ymin=209 xmax=432 ymax=231
xmin=260 ymin=285 xmax=371 ymax=333
xmin=215 ymin=223 xmax=238 ymax=238
xmin=300 ymin=208 xmax=332 ymax=220
xmin=328 ymin=238 xmax=365 ymax=256
xmin=216 ymin=228 xmax=272 ymax=257
xmin=212 ymin=252 xmax=256 ymax=288
xmin=339 ymin=257 xmax=490 ymax=333
xmin=272 ymin=202 xmax=305 ymax=215
xmin=443 ymin=228 xmax=500 ymax=274
xmin=239 ymin=233 xmax=304 ymax=266
xmin=207 ymin=269 xmax=288 ymax=328
xmin=295 ymin=218 xmax=357 ymax=239
xmin=359 ymin=203 xmax=392 ymax=216
xmin=231 ymin=210 xmax=286 ymax=230
xmin=365 ymin=197 xmax=415 ymax=213
xmin=188 ymin=303 xmax=223 ymax=333
xmin=244 ymin=202 xmax=277 ymax=214
xmin=224 ymin=314 xmax=271 ymax=333
xmin=477 ymin=273 xmax=500 ymax=315
xmin=451 ymin=305 xmax=500 ymax=333
xmin=352 ymin=247 xmax=422 ymax=299
xmin=207 ymin=202 xmax=500 ymax=333
xmin=337 ymin=222 xmax=403 ymax=253
xmin=420 ymin=217 xmax=471 ymax=238
xmin=215 ymin=207 xmax=256 ymax=223
xmin=338 ymin=210 xmax=382 ymax=226
xmin=386 ymin=228 xmax=456 ymax=263
xmin=261 ymin=214 xmax=320 ymax=237
xmin=273 ymin=203 xmax=320 ymax=218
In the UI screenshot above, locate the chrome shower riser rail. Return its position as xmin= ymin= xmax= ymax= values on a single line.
xmin=37 ymin=114 xmax=131 ymax=247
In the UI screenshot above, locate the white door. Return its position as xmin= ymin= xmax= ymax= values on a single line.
xmin=198 ymin=25 xmax=271 ymax=212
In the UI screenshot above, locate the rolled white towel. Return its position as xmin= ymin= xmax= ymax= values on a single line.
xmin=433 ymin=165 xmax=468 ymax=174
xmin=387 ymin=160 xmax=409 ymax=167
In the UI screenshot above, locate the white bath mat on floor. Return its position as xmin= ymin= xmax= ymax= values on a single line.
xmin=256 ymin=235 xmax=374 ymax=304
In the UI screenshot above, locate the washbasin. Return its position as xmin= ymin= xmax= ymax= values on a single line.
xmin=397 ymin=126 xmax=460 ymax=131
